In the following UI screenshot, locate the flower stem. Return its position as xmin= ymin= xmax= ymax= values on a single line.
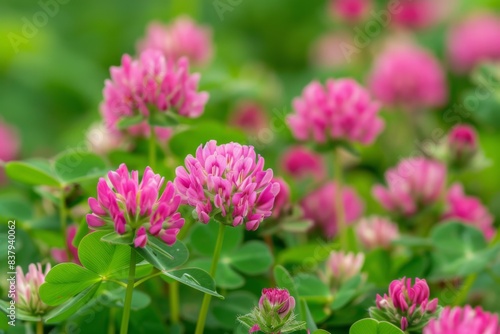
xmin=169 ymin=281 xmax=180 ymax=324
xmin=195 ymin=223 xmax=226 ymax=334
xmin=149 ymin=127 xmax=157 ymax=171
xmin=108 ymin=308 xmax=116 ymax=334
xmin=36 ymin=321 xmax=43 ymax=334
xmin=133 ymin=270 xmax=162 ymax=288
xmin=120 ymin=248 xmax=137 ymax=334
xmin=59 ymin=189 xmax=70 ymax=260
xmin=333 ymin=147 xmax=347 ymax=250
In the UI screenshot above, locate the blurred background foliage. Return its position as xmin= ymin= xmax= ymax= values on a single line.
xmin=1 ymin=0 xmax=500 ymax=221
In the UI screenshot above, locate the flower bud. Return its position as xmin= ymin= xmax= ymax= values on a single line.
xmin=356 ymin=216 xmax=399 ymax=250
xmin=447 ymin=125 xmax=478 ymax=167
xmin=370 ymin=277 xmax=439 ymax=331
xmin=16 ymin=263 xmax=52 ymax=316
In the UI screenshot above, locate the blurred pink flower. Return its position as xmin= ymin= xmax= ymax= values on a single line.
xmin=310 ymin=32 xmax=355 ymax=68
xmin=51 ymin=225 xmax=80 ymax=265
xmin=448 ymin=13 xmax=500 ymax=73
xmin=368 ymin=45 xmax=448 ymax=111
xmin=137 ymin=16 xmax=213 ymax=66
xmin=271 ymin=177 xmax=291 ymax=219
xmin=442 ymin=183 xmax=495 ymax=240
xmin=259 ymin=288 xmax=296 ymax=319
xmin=374 ymin=277 xmax=438 ymax=331
xmin=325 ymin=251 xmax=364 ymax=284
xmin=174 ymin=141 xmax=280 ymax=230
xmin=356 ymin=216 xmax=399 ymax=250
xmin=301 ymin=181 xmax=364 ymax=239
xmin=16 ymin=263 xmax=51 ymax=315
xmin=0 ymin=119 xmax=20 ymax=162
xmin=101 ymin=49 xmax=208 ymax=137
xmin=447 ymin=124 xmax=478 ymax=164
xmin=228 ymin=100 xmax=269 ymax=135
xmin=329 ymin=0 xmax=372 ymax=22
xmin=372 ymin=158 xmax=446 ymax=216
xmin=86 ymin=164 xmax=184 ymax=247
xmin=288 ymin=78 xmax=384 ymax=145
xmin=280 ymin=146 xmax=326 ymax=182
xmin=391 ymin=0 xmax=449 ymax=29
xmin=424 ymin=305 xmax=500 ymax=334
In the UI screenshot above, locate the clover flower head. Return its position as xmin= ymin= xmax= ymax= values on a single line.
xmin=86 ymin=164 xmax=184 ymax=247
xmin=174 ymin=141 xmax=280 ymax=230
xmin=16 ymin=263 xmax=52 ymax=316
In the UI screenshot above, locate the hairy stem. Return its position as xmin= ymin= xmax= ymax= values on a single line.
xmin=120 ymin=248 xmax=137 ymax=334
xmin=195 ymin=223 xmax=226 ymax=334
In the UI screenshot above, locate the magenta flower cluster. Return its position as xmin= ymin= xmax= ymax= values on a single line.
xmin=101 ymin=49 xmax=208 ymax=137
xmin=368 ymin=44 xmax=448 ymax=111
xmin=448 ymin=13 xmax=500 ymax=73
xmin=86 ymin=164 xmax=184 ymax=247
xmin=373 ymin=157 xmax=446 ymax=216
xmin=443 ymin=183 xmax=495 ymax=240
xmin=373 ymin=277 xmax=438 ymax=331
xmin=302 ymin=181 xmax=364 ymax=239
xmin=175 ymin=140 xmax=280 ymax=230
xmin=137 ymin=16 xmax=213 ymax=67
xmin=259 ymin=288 xmax=296 ymax=319
xmin=424 ymin=305 xmax=500 ymax=334
xmin=287 ymin=78 xmax=384 ymax=145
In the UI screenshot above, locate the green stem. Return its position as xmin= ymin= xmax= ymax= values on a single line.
xmin=149 ymin=127 xmax=157 ymax=171
xmin=454 ymin=231 xmax=500 ymax=306
xmin=59 ymin=189 xmax=70 ymax=261
xmin=170 ymin=281 xmax=180 ymax=324
xmin=134 ymin=271 xmax=162 ymax=288
xmin=108 ymin=308 xmax=116 ymax=334
xmin=120 ymin=248 xmax=137 ymax=334
xmin=195 ymin=223 xmax=226 ymax=334
xmin=37 ymin=321 xmax=43 ymax=334
xmin=333 ymin=147 xmax=347 ymax=250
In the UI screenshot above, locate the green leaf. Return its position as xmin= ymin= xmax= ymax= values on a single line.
xmin=430 ymin=221 xmax=497 ymax=277
xmin=229 ymin=241 xmax=273 ymax=275
xmin=136 ymin=238 xmax=189 ymax=271
xmin=79 ymin=231 xmax=133 ymax=278
xmin=212 ymin=291 xmax=258 ymax=329
xmin=105 ymin=288 xmax=152 ymax=311
xmin=300 ymin=298 xmax=318 ymax=331
xmin=162 ymin=268 xmax=223 ymax=298
xmin=169 ymin=121 xmax=248 ymax=159
xmin=312 ymin=330 xmax=331 ymax=334
xmin=277 ymin=241 xmax=337 ymax=265
xmin=189 ymin=258 xmax=245 ymax=290
xmin=148 ymin=111 xmax=179 ymax=127
xmin=44 ymin=283 xmax=101 ymax=323
xmin=54 ymin=151 xmax=107 ymax=184
xmin=189 ymin=220 xmax=243 ymax=255
xmin=330 ymin=275 xmax=362 ymax=311
xmin=40 ymin=263 xmax=101 ymax=306
xmin=363 ymin=249 xmax=392 ymax=287
xmin=0 ymin=197 xmax=33 ymax=221
xmin=294 ymin=274 xmax=330 ymax=300
xmin=280 ymin=220 xmax=314 ymax=233
xmin=117 ymin=114 xmax=145 ymax=129
xmin=349 ymin=318 xmax=405 ymax=334
xmin=101 ymin=231 xmax=134 ymax=245
xmin=5 ymin=159 xmax=60 ymax=187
